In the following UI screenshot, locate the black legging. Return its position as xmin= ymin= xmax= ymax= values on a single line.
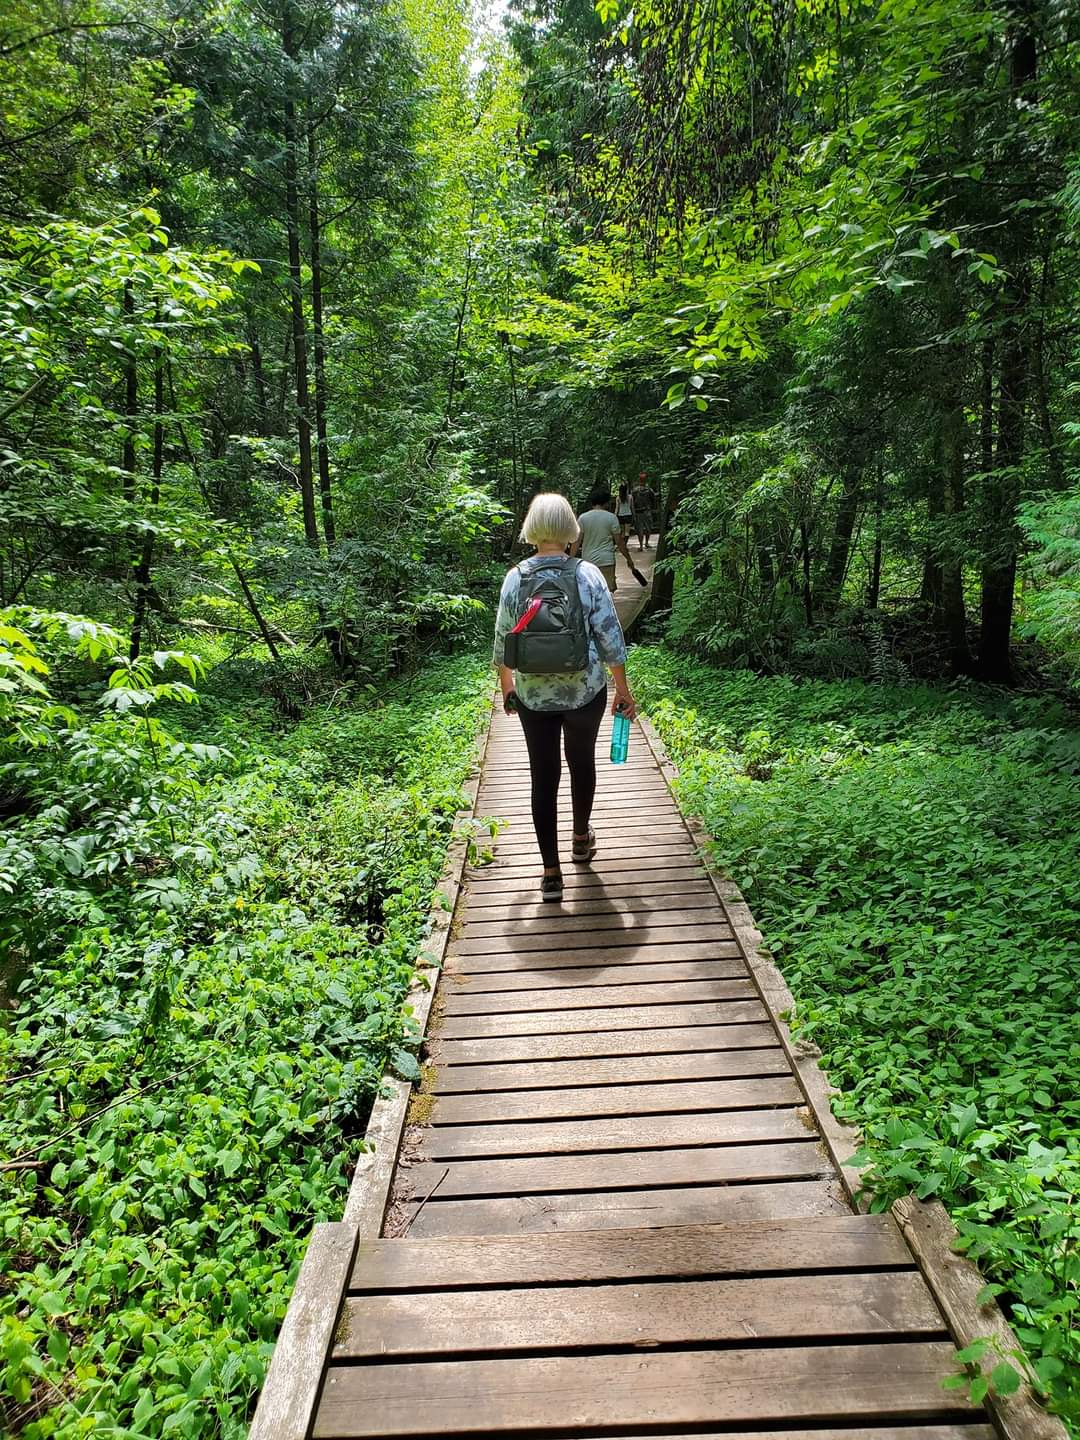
xmin=516 ymin=687 xmax=607 ymax=869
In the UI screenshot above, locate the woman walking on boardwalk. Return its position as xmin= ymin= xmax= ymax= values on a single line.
xmin=494 ymin=493 xmax=637 ymax=902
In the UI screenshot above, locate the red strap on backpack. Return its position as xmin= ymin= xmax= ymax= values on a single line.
xmin=509 ymin=597 xmax=543 ymax=635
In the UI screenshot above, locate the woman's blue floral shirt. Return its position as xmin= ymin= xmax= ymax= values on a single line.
xmin=493 ymin=556 xmax=627 ymax=711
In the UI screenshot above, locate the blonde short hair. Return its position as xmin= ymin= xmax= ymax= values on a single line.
xmin=520 ymin=492 xmax=580 ymax=548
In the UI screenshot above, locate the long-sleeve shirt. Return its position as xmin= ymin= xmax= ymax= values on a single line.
xmin=493 ymin=555 xmax=627 ymax=711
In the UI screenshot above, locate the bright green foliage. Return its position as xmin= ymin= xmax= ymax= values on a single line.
xmin=0 ymin=630 xmax=492 ymax=1437
xmin=1018 ymin=485 xmax=1080 ymax=679
xmin=631 ymin=645 xmax=1080 ymax=1424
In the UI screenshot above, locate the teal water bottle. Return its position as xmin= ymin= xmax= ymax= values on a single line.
xmin=610 ymin=705 xmax=631 ymax=764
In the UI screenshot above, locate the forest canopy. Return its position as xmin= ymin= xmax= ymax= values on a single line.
xmin=1 ymin=0 xmax=1079 ymax=1433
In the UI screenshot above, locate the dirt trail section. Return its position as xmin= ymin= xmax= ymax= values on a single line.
xmin=251 ymin=540 xmax=1061 ymax=1440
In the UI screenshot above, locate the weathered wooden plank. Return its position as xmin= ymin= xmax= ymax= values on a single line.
xmin=495 ymin=823 xmax=688 ymax=840
xmin=580 ymin=1431 xmax=995 ymax=1440
xmin=893 ymin=1196 xmax=1070 ymax=1440
xmin=248 ymin=1223 xmax=358 ymax=1440
xmin=401 ymin=1139 xmax=829 ymax=1198
xmin=432 ymin=1020 xmax=779 ymax=1065
xmin=479 ymin=776 xmax=662 ymax=796
xmin=448 ymin=959 xmax=747 ymax=994
xmin=432 ymin=1045 xmax=791 ymax=1094
xmin=461 ymin=868 xmax=708 ymax=902
xmin=474 ymin=840 xmax=701 ymax=872
xmin=352 ymin=1213 xmax=912 ymax=1290
xmin=441 ymin=977 xmax=757 ymax=1016
xmin=428 ymin=1075 xmax=801 ymax=1124
xmin=421 ymin=1105 xmax=809 ymax=1160
xmin=450 ymin=921 xmax=736 ymax=957
xmin=337 ymin=1271 xmax=941 ymax=1358
xmin=314 ymin=1341 xmax=977 ymax=1437
xmin=403 ymin=1178 xmax=849 ymax=1237
xmin=478 ymin=786 xmax=671 ymax=808
xmin=467 ymin=853 xmax=704 ymax=884
xmin=479 ymin=795 xmax=663 ymax=810
xmin=443 ymin=940 xmax=745 ymax=975
xmin=435 ymin=999 xmax=767 ymax=1040
xmin=461 ymin=891 xmax=721 ymax=929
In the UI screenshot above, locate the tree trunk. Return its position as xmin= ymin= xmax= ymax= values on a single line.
xmin=754 ymin=520 xmax=774 ymax=590
xmin=429 ymin=206 xmax=477 ymax=462
xmin=819 ymin=468 xmax=860 ymax=613
xmin=647 ymin=474 xmax=685 ymax=613
xmin=939 ymin=387 xmax=972 ymax=674
xmin=276 ymin=329 xmax=291 ymax=433
xmin=979 ymin=300 xmax=1026 ymax=683
xmin=249 ymin=326 xmax=269 ymax=436
xmin=1033 ymin=249 xmax=1065 ymax=490
xmin=799 ymin=520 xmax=814 ymax=626
xmin=980 ymin=336 xmax=994 ymax=475
xmin=977 ymin=4 xmax=1036 ymax=683
xmin=505 ymin=334 xmax=527 ymax=535
xmin=121 ymin=280 xmax=137 ymax=508
xmin=308 ymin=122 xmax=335 ymax=548
xmin=130 ymin=334 xmax=163 ymax=660
xmin=926 ymin=255 xmax=973 ymax=674
xmin=281 ymin=1 xmax=319 ymax=548
xmin=867 ymin=468 xmax=883 ymax=609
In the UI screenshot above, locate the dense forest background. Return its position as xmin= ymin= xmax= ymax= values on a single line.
xmin=2 ymin=0 xmax=1079 ymax=1434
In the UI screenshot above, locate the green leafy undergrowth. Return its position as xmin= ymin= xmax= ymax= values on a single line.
xmin=631 ymin=646 xmax=1080 ymax=1427
xmin=1 ymin=629 xmax=492 ymax=1438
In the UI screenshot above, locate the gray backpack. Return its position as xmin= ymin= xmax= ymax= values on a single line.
xmin=503 ymin=557 xmax=589 ymax=674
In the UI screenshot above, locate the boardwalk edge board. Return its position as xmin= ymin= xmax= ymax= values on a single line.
xmin=894 ymin=1196 xmax=1070 ymax=1440
xmin=636 ymin=712 xmax=1064 ymax=1440
xmin=247 ymin=1223 xmax=359 ymax=1440
xmin=635 ymin=710 xmax=868 ymax=1202
xmin=249 ymin=695 xmax=495 ymax=1440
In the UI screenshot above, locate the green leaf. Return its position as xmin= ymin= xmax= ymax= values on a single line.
xmin=47 ymin=1329 xmax=70 ymax=1365
xmin=990 ymin=1362 xmax=1021 ymax=1397
xmin=187 ymin=1358 xmax=213 ymax=1399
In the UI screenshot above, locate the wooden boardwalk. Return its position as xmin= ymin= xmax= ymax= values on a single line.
xmin=252 ymin=544 xmax=1059 ymax=1439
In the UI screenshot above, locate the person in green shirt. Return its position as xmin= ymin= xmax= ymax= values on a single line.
xmin=574 ymin=489 xmax=631 ymax=590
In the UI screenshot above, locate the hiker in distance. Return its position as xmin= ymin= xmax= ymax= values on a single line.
xmin=494 ymin=492 xmax=637 ymax=902
xmin=575 ymin=487 xmax=633 ymax=591
xmin=616 ymin=481 xmax=634 ymax=537
xmin=631 ymin=472 xmax=657 ymax=552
